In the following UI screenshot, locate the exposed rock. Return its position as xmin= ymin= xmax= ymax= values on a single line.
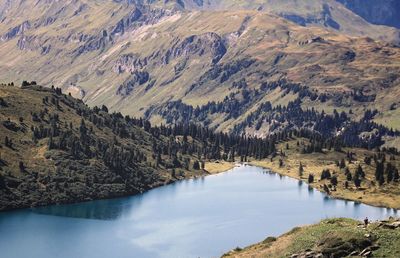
xmin=379 ymin=221 xmax=400 ymax=229
xmin=73 ymin=33 xmax=112 ymax=56
xmin=113 ymin=54 xmax=147 ymax=74
xmin=163 ymin=32 xmax=227 ymax=65
xmin=116 ymin=71 xmax=150 ymax=96
xmin=1 ymin=21 xmax=30 ymax=41
xmin=65 ymin=85 xmax=86 ymax=99
xmin=187 ymin=58 xmax=255 ymax=94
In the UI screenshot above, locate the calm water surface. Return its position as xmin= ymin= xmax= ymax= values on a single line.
xmin=0 ymin=165 xmax=398 ymax=258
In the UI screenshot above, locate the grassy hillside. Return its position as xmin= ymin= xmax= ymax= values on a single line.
xmin=0 ymin=82 xmax=274 ymax=211
xmin=0 ymin=83 xmax=203 ymax=210
xmin=223 ymin=218 xmax=400 ymax=257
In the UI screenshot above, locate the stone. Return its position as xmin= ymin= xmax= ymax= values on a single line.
xmin=360 ymin=247 xmax=371 ymax=256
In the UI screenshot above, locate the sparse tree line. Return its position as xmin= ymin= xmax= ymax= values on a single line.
xmin=302 ymin=150 xmax=399 ymax=193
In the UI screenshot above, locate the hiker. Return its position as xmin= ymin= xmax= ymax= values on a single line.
xmin=364 ymin=217 xmax=369 ymax=227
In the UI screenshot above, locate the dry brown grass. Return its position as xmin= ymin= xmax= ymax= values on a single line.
xmin=249 ymin=139 xmax=400 ymax=209
xmin=204 ymin=161 xmax=236 ymax=174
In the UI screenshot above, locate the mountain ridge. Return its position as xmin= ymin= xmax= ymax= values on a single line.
xmin=0 ymin=1 xmax=399 ymax=147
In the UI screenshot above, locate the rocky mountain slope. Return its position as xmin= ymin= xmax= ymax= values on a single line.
xmin=0 ymin=0 xmax=399 ymax=146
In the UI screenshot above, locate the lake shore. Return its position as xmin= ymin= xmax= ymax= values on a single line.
xmin=245 ymin=138 xmax=400 ymax=210
xmin=0 ymin=161 xmax=234 ymax=212
xmin=249 ymin=158 xmax=400 ymax=210
xmin=205 ymin=150 xmax=400 ymax=210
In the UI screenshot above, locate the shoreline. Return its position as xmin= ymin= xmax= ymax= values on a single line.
xmin=3 ymin=160 xmax=397 ymax=213
xmin=249 ymin=160 xmax=400 ymax=210
xmin=0 ymin=161 xmax=236 ymax=213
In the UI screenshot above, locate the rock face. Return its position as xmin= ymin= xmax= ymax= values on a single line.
xmin=165 ymin=32 xmax=227 ymax=65
xmin=113 ymin=32 xmax=226 ymax=76
xmin=116 ymin=71 xmax=150 ymax=96
xmin=1 ymin=21 xmax=31 ymax=41
xmin=113 ymin=54 xmax=147 ymax=74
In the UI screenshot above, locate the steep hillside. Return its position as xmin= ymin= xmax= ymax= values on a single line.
xmin=0 ymin=0 xmax=399 ymax=142
xmin=0 ymin=82 xmax=275 ymax=211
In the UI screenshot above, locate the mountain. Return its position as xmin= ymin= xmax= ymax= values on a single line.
xmin=184 ymin=0 xmax=400 ymax=43
xmin=0 ymin=82 xmax=276 ymax=211
xmin=0 ymin=0 xmax=399 ymax=147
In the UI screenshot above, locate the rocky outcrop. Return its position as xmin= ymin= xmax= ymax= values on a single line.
xmin=187 ymin=58 xmax=255 ymax=94
xmin=163 ymin=32 xmax=227 ymax=65
xmin=113 ymin=32 xmax=226 ymax=85
xmin=113 ymin=54 xmax=147 ymax=74
xmin=73 ymin=31 xmax=113 ymax=56
xmin=111 ymin=7 xmax=143 ymax=36
xmin=1 ymin=21 xmax=30 ymax=41
xmin=116 ymin=71 xmax=150 ymax=96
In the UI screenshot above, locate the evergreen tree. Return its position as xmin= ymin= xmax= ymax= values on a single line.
xmin=308 ymin=174 xmax=314 ymax=183
xmin=298 ymin=162 xmax=304 ymax=177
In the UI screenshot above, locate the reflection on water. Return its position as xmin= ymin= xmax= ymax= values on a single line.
xmin=32 ymin=196 xmax=141 ymax=220
xmin=308 ymin=185 xmax=314 ymax=195
xmin=0 ymin=165 xmax=399 ymax=258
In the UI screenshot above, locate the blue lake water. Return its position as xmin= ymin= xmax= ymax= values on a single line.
xmin=0 ymin=165 xmax=398 ymax=258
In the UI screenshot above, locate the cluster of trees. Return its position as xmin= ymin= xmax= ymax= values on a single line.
xmin=147 ymin=79 xmax=398 ymax=152
xmin=316 ymin=153 xmax=399 ymax=191
xmin=374 ymin=154 xmax=399 ymax=185
xmin=26 ymin=85 xmax=283 ymax=183
xmin=236 ymin=97 xmax=397 ymax=149
xmin=146 ymin=88 xmax=265 ymax=126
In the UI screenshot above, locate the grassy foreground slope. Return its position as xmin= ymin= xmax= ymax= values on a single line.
xmin=223 ymin=218 xmax=400 ymax=258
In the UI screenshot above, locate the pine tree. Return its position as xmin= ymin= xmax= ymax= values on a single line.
xmin=308 ymin=174 xmax=314 ymax=183
xmin=193 ymin=160 xmax=200 ymax=170
xmin=299 ymin=162 xmax=304 ymax=177
xmin=330 ymin=175 xmax=338 ymax=187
